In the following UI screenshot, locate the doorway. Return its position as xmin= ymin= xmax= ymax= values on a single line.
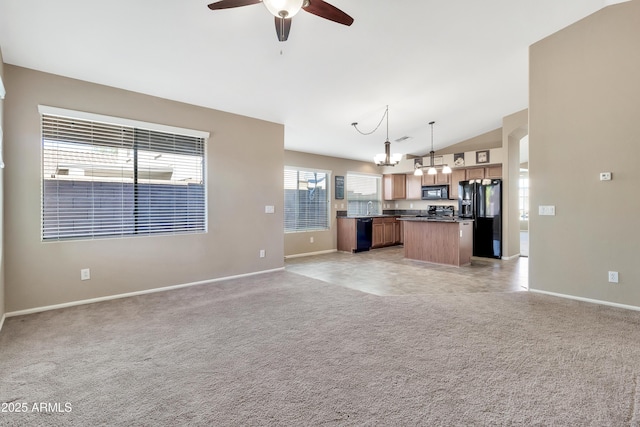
xmin=519 ymin=136 xmax=529 ymax=257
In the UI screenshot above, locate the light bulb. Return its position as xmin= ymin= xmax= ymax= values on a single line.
xmin=263 ymin=0 xmax=304 ymax=18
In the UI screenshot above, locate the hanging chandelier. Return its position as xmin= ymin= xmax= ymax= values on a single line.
xmin=414 ymin=121 xmax=452 ymax=176
xmin=352 ymin=105 xmax=402 ymax=167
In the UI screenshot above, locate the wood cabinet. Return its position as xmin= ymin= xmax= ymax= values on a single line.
xmin=372 ymin=217 xmax=400 ymax=248
xmin=383 ymin=174 xmax=406 ymax=200
xmin=485 ymin=164 xmax=502 ymax=178
xmin=435 ymin=171 xmax=450 ymax=185
xmin=372 ymin=219 xmax=384 ymax=248
xmin=422 ymin=170 xmax=451 ymax=186
xmin=402 ymin=219 xmax=473 ymax=267
xmin=465 ymin=164 xmax=503 ymax=180
xmin=337 ymin=217 xmax=357 ymax=252
xmin=422 ymin=171 xmax=451 ymax=185
xmin=383 ymin=221 xmax=395 ymax=245
xmin=406 ymin=173 xmax=422 ymax=200
xmin=449 ymin=169 xmax=467 ymax=201
xmin=465 ymin=167 xmax=485 ymax=180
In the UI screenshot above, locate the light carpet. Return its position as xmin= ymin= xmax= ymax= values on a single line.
xmin=1 ymin=271 xmax=639 ymax=426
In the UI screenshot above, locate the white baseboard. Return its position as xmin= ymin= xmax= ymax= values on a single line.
xmin=502 ymin=253 xmax=521 ymax=260
xmin=284 ymin=249 xmax=337 ymax=259
xmin=0 ymin=313 xmax=5 ymax=333
xmin=529 ymin=288 xmax=640 ymax=312
xmin=5 ymin=267 xmax=285 ymax=319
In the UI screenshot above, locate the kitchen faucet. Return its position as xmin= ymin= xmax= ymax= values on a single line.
xmin=366 ymin=200 xmax=373 ymax=216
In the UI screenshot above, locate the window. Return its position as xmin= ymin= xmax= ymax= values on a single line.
xmin=41 ymin=107 xmax=207 ymax=240
xmin=284 ymin=167 xmax=330 ymax=232
xmin=346 ymin=173 xmax=382 ymax=216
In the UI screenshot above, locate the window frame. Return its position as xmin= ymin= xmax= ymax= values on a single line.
xmin=345 ymin=172 xmax=383 ymax=216
xmin=284 ymin=166 xmax=331 ymax=234
xmin=39 ymin=105 xmax=210 ymax=242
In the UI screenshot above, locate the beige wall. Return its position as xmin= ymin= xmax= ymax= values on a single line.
xmin=4 ymin=65 xmax=284 ymax=313
xmin=0 ymin=48 xmax=5 ymax=321
xmin=436 ymin=128 xmax=503 ymax=155
xmin=284 ymin=150 xmax=378 ymax=257
xmin=502 ymin=109 xmax=528 ymax=258
xmin=529 ymin=0 xmax=640 ymax=305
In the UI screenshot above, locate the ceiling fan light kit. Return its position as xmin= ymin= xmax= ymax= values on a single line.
xmin=207 ymin=0 xmax=353 ymax=42
xmin=263 ymin=0 xmax=304 ymax=18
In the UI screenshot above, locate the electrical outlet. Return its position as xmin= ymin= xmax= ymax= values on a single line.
xmin=608 ymin=271 xmax=619 ymax=283
xmin=310 ymin=237 xmax=314 ymax=243
xmin=600 ymin=172 xmax=612 ymax=181
xmin=259 ymin=249 xmax=265 ymax=258
xmin=264 ymin=205 xmax=275 ymax=214
xmin=81 ymin=268 xmax=91 ymax=281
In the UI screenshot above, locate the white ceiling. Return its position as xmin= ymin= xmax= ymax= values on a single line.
xmin=0 ymin=0 xmax=626 ymax=162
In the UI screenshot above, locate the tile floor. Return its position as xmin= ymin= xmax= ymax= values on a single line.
xmin=286 ymin=246 xmax=528 ymax=296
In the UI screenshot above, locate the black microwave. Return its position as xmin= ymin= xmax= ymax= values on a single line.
xmin=421 ymin=185 xmax=449 ymax=200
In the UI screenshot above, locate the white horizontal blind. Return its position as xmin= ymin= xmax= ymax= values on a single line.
xmin=284 ymin=167 xmax=330 ymax=232
xmin=346 ymin=173 xmax=382 ymax=216
xmin=42 ymin=114 xmax=206 ymax=240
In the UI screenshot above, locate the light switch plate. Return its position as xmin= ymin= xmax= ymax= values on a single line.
xmin=265 ymin=205 xmax=275 ymax=214
xmin=538 ymin=205 xmax=556 ymax=216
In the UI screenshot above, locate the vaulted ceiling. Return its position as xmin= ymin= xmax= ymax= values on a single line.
xmin=0 ymin=0 xmax=627 ymax=162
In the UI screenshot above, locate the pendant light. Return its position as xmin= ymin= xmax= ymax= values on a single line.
xmin=414 ymin=121 xmax=452 ymax=176
xmin=352 ymin=105 xmax=402 ymax=167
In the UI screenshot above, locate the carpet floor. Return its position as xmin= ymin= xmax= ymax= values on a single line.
xmin=1 ymin=270 xmax=640 ymax=426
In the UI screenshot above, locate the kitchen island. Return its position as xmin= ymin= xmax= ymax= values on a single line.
xmin=399 ymin=217 xmax=473 ymax=267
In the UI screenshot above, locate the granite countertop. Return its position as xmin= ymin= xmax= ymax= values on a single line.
xmin=339 ymin=214 xmax=398 ymax=219
xmin=398 ymin=216 xmax=473 ymax=223
xmin=338 ymin=214 xmax=473 ymax=223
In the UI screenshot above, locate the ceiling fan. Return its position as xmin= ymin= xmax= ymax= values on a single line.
xmin=207 ymin=0 xmax=354 ymax=42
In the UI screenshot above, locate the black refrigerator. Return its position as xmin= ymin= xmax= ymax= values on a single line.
xmin=458 ymin=179 xmax=502 ymax=259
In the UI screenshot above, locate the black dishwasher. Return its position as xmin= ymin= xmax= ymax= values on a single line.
xmin=355 ymin=218 xmax=373 ymax=252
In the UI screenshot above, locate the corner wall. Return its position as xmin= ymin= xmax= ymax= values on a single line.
xmin=0 ymin=48 xmax=5 ymax=325
xmin=529 ymin=0 xmax=640 ymax=305
xmin=4 ymin=65 xmax=284 ymax=313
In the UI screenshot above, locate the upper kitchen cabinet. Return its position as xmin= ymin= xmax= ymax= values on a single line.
xmin=465 ymin=165 xmax=502 ymax=180
xmin=465 ymin=167 xmax=485 ymax=180
xmin=421 ymin=170 xmax=450 ymax=186
xmin=383 ymin=174 xmax=406 ymax=200
xmin=485 ymin=165 xmax=502 ymax=178
xmin=406 ymin=174 xmax=422 ymax=200
xmin=449 ymin=169 xmax=467 ymax=200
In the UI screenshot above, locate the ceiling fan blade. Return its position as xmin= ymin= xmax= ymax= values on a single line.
xmin=303 ymin=0 xmax=354 ymax=26
xmin=275 ymin=17 xmax=292 ymax=42
xmin=207 ymin=0 xmax=261 ymax=10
